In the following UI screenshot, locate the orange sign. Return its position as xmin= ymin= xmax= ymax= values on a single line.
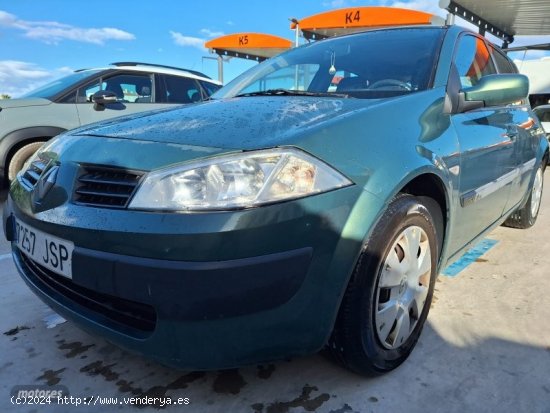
xmin=292 ymin=7 xmax=440 ymax=40
xmin=205 ymin=33 xmax=293 ymax=61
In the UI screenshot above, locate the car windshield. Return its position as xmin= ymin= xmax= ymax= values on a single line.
xmin=21 ymin=69 xmax=103 ymax=99
xmin=214 ymin=28 xmax=444 ymax=100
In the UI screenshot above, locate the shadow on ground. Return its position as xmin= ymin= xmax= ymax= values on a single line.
xmin=2 ymin=314 xmax=549 ymax=413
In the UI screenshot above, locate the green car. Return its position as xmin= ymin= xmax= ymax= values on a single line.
xmin=3 ymin=25 xmax=548 ymax=376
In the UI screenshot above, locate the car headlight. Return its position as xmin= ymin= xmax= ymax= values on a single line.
xmin=128 ymin=148 xmax=352 ymax=211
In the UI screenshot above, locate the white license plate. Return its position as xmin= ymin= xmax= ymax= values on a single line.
xmin=15 ymin=219 xmax=74 ymax=279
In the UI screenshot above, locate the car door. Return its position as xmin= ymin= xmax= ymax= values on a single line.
xmin=75 ymin=72 xmax=160 ymax=125
xmin=448 ymin=35 xmax=519 ymax=253
xmin=489 ymin=46 xmax=540 ymax=213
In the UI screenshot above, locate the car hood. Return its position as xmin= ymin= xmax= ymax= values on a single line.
xmin=0 ymin=97 xmax=51 ymax=109
xmin=73 ymin=97 xmax=378 ymax=150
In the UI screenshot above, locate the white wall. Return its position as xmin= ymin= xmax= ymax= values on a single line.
xmin=515 ymin=57 xmax=550 ymax=94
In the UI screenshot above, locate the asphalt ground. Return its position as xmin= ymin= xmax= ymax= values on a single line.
xmin=1 ymin=176 xmax=549 ymax=413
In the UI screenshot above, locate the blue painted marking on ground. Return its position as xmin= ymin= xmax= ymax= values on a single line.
xmin=442 ymin=238 xmax=499 ymax=277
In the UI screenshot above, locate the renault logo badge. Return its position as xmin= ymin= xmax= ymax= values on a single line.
xmin=32 ymin=165 xmax=59 ymax=205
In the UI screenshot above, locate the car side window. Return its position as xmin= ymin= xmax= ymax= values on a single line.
xmin=101 ymin=73 xmax=153 ymax=103
xmin=58 ymin=92 xmax=76 ymax=103
xmin=158 ymin=75 xmax=202 ymax=104
xmin=199 ymin=80 xmax=221 ymax=97
xmin=76 ymin=80 xmax=101 ymax=103
xmin=59 ymin=79 xmax=98 ymax=103
xmin=453 ymin=35 xmax=497 ymax=88
xmin=490 ymin=46 xmax=517 ymax=74
xmin=534 ymin=108 xmax=550 ymax=122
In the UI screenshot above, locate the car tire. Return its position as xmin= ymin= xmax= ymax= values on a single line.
xmin=503 ymin=164 xmax=545 ymax=229
xmin=8 ymin=141 xmax=46 ymax=181
xmin=328 ymin=194 xmax=441 ymax=376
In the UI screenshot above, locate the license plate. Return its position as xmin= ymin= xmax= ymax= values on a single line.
xmin=15 ymin=219 xmax=74 ymax=279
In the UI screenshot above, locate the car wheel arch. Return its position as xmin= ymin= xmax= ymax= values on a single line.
xmin=327 ymin=169 xmax=451 ymax=334
xmin=336 ymin=167 xmax=452 ymax=290
xmin=371 ymin=167 xmax=452 ymax=263
xmin=399 ymin=172 xmax=448 ymax=260
xmin=1 ymin=126 xmax=66 ymax=180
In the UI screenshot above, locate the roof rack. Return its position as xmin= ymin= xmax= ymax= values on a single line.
xmin=440 ymin=0 xmax=514 ymax=46
xmin=110 ymin=62 xmax=212 ymax=79
xmin=503 ymin=43 xmax=550 ymax=53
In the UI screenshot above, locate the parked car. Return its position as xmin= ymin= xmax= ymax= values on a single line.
xmin=0 ymin=62 xmax=221 ymax=183
xmin=533 ymin=104 xmax=550 ymax=138
xmin=3 ymin=25 xmax=548 ymax=375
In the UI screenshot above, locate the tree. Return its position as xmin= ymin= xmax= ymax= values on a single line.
xmin=0 ymin=94 xmax=11 ymax=99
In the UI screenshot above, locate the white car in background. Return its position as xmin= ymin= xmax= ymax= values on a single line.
xmin=0 ymin=62 xmax=221 ymax=184
xmin=533 ymin=104 xmax=550 ymax=138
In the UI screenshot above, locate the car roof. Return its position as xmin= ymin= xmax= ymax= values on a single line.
xmin=76 ymin=64 xmax=222 ymax=85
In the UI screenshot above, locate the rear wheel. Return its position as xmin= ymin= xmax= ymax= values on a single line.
xmin=328 ymin=194 xmax=441 ymax=376
xmin=7 ymin=141 xmax=45 ymax=181
xmin=503 ymin=164 xmax=544 ymax=229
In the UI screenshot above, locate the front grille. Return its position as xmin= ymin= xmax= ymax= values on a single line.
xmin=20 ymin=158 xmax=48 ymax=188
xmin=74 ymin=165 xmax=145 ymax=209
xmin=18 ymin=251 xmax=156 ymax=336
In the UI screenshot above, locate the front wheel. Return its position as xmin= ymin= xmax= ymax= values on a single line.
xmin=7 ymin=141 xmax=46 ymax=181
xmin=503 ymin=164 xmax=544 ymax=229
xmin=328 ymin=194 xmax=441 ymax=376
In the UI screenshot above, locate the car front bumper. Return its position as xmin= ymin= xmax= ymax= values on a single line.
xmin=3 ymin=183 xmax=381 ymax=369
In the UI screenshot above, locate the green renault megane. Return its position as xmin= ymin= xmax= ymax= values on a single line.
xmin=3 ymin=25 xmax=548 ymax=375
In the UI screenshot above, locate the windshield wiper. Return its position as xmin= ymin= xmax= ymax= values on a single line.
xmin=234 ymin=88 xmax=350 ymax=98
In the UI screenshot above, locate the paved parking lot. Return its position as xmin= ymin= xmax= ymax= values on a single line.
xmin=1 ymin=177 xmax=549 ymax=413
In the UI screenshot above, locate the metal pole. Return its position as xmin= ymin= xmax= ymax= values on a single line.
xmin=218 ymin=55 xmax=223 ymax=84
xmin=202 ymin=56 xmax=224 ymax=84
xmin=294 ymin=24 xmax=299 ymax=90
xmin=289 ymin=18 xmax=300 ymax=90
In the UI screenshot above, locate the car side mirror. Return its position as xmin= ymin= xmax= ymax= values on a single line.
xmin=91 ymin=90 xmax=118 ymax=111
xmin=458 ymin=74 xmax=529 ymax=113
